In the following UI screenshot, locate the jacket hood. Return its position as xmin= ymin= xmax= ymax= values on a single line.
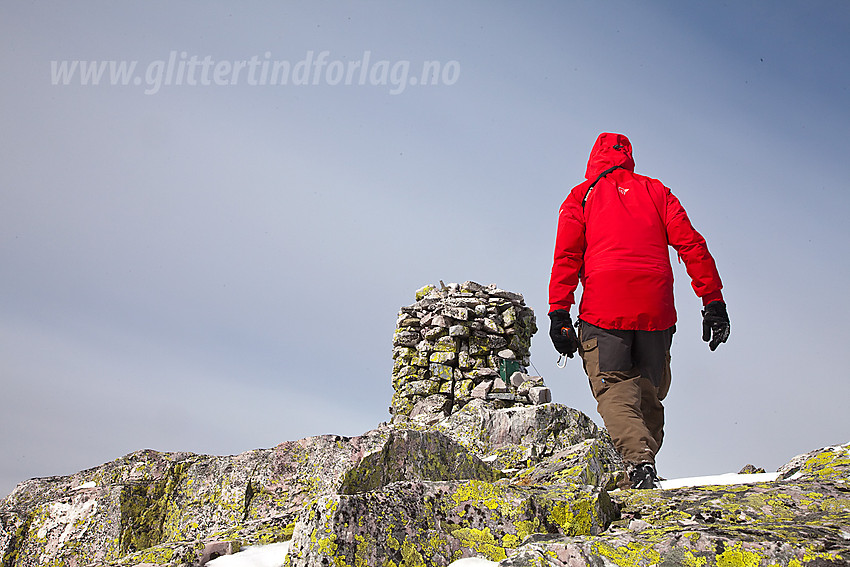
xmin=585 ymin=132 xmax=635 ymax=179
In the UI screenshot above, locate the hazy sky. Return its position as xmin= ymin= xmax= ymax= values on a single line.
xmin=2 ymin=2 xmax=849 ymax=497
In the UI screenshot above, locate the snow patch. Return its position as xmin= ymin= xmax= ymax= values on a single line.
xmin=659 ymin=472 xmax=780 ymax=490
xmin=201 ymin=542 xmax=500 ymax=567
xmin=448 ymin=559 xmax=500 ymax=567
xmin=206 ymin=542 xmax=290 ymax=567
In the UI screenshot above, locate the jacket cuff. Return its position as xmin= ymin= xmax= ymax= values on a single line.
xmin=701 ymin=290 xmax=724 ymax=306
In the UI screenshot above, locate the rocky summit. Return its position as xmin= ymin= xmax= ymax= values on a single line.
xmin=2 ymin=285 xmax=849 ymax=567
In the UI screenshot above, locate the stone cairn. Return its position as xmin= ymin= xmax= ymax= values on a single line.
xmin=390 ymin=281 xmax=551 ymax=422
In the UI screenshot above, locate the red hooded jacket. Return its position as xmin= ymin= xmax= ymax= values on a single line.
xmin=549 ymin=133 xmax=723 ymax=331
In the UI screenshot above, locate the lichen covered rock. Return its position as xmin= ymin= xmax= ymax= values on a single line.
xmin=501 ymin=443 xmax=850 ymax=566
xmin=0 ymin=402 xmax=624 ymax=567
xmin=3 ymin=417 xmax=850 ymax=567
xmin=285 ymin=480 xmax=616 ymax=566
xmin=432 ymin=400 xmax=624 ymax=482
xmin=339 ymin=429 xmax=501 ymax=494
xmin=777 ymin=442 xmax=850 ymax=482
xmin=0 ymin=432 xmax=394 ymax=566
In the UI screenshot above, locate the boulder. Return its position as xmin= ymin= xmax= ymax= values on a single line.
xmin=506 ymin=468 xmax=850 ymax=565
xmin=286 ymin=480 xmax=615 ymax=566
xmin=338 ymin=429 xmax=500 ymax=494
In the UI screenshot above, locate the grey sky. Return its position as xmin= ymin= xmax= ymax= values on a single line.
xmin=2 ymin=2 xmax=849 ymax=497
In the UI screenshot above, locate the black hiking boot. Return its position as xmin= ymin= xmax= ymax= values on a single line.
xmin=630 ymin=463 xmax=661 ymax=489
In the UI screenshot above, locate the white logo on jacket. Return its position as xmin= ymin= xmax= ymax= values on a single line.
xmin=618 ymin=186 xmax=630 ymax=195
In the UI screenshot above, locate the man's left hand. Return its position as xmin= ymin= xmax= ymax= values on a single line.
xmin=702 ymin=300 xmax=730 ymax=351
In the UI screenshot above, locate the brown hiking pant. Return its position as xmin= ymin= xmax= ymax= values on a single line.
xmin=578 ymin=321 xmax=674 ymax=465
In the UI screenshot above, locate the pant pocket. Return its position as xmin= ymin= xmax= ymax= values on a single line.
xmin=579 ymin=337 xmax=604 ymax=396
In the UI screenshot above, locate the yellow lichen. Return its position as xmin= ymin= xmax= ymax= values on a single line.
xmin=502 ymin=533 xmax=520 ymax=549
xmin=715 ymin=543 xmax=763 ymax=567
xmin=547 ymin=497 xmax=595 ymax=536
xmin=400 ymin=539 xmax=426 ymax=567
xmin=450 ymin=480 xmax=519 ymax=518
xmin=316 ymin=534 xmax=338 ymax=556
xmin=449 ymin=527 xmax=507 ymax=562
xmin=592 ymin=540 xmax=661 ymax=567
xmin=802 ymin=547 xmax=846 ymax=564
xmin=353 ymin=534 xmax=370 ymax=567
xmin=513 ymin=518 xmax=542 ymax=541
xmin=683 ymin=549 xmax=708 ymax=567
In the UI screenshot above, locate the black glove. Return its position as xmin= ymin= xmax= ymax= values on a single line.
xmin=702 ymin=300 xmax=730 ymax=351
xmin=549 ymin=309 xmax=579 ymax=358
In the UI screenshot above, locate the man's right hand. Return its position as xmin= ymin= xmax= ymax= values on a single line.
xmin=548 ymin=309 xmax=579 ymax=358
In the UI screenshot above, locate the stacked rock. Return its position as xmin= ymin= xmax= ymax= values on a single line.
xmin=390 ymin=281 xmax=550 ymax=422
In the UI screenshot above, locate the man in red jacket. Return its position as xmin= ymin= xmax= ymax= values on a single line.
xmin=548 ymin=133 xmax=730 ymax=489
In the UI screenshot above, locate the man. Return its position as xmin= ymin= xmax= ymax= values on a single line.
xmin=548 ymin=133 xmax=730 ymax=489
